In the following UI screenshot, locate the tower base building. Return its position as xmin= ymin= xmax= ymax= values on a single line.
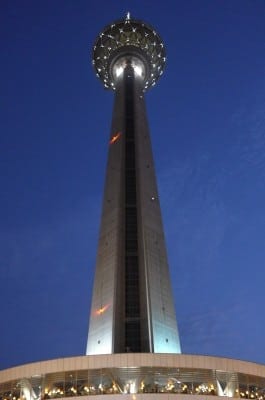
xmin=1 ymin=354 xmax=265 ymax=400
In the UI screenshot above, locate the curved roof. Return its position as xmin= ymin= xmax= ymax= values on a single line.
xmin=1 ymin=354 xmax=265 ymax=400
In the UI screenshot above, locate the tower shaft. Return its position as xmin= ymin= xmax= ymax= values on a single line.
xmin=86 ymin=66 xmax=181 ymax=354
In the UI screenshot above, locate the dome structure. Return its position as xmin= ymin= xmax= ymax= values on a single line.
xmin=92 ymin=13 xmax=166 ymax=90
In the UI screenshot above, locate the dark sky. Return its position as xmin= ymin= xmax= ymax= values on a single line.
xmin=1 ymin=0 xmax=265 ymax=370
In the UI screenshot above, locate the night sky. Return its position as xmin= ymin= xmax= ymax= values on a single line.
xmin=1 ymin=0 xmax=265 ymax=370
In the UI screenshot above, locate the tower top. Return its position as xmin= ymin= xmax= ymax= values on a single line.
xmin=92 ymin=16 xmax=166 ymax=90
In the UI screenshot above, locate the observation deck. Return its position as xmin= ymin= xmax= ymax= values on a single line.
xmin=92 ymin=14 xmax=166 ymax=90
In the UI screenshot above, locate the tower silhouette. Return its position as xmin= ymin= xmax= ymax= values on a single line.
xmin=86 ymin=14 xmax=181 ymax=355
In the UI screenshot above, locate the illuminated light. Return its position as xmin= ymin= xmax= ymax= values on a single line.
xmin=110 ymin=132 xmax=122 ymax=144
xmin=95 ymin=304 xmax=110 ymax=315
xmin=115 ymin=66 xmax=124 ymax=78
xmin=133 ymin=65 xmax=143 ymax=76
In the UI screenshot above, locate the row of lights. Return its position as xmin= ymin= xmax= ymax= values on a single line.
xmin=2 ymin=383 xmax=265 ymax=399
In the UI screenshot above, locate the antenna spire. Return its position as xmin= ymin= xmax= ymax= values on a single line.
xmin=126 ymin=11 xmax=131 ymax=20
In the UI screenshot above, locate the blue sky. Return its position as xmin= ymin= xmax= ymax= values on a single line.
xmin=1 ymin=0 xmax=265 ymax=370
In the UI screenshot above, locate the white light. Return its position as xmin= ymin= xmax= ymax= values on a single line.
xmin=133 ymin=64 xmax=143 ymax=76
xmin=115 ymin=66 xmax=124 ymax=77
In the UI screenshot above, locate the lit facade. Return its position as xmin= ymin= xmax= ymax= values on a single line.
xmin=1 ymin=354 xmax=265 ymax=400
xmin=86 ymin=14 xmax=181 ymax=356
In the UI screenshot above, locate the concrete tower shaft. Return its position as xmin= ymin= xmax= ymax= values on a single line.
xmin=86 ymin=16 xmax=181 ymax=355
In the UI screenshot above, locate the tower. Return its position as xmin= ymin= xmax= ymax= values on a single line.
xmin=86 ymin=14 xmax=181 ymax=355
xmin=2 ymin=13 xmax=265 ymax=400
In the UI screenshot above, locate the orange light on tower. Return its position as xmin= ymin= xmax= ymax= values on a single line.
xmin=95 ymin=304 xmax=109 ymax=316
xmin=109 ymin=132 xmax=121 ymax=145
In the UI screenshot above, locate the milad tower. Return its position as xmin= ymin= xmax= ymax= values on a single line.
xmin=1 ymin=14 xmax=265 ymax=400
xmin=86 ymin=13 xmax=181 ymax=355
